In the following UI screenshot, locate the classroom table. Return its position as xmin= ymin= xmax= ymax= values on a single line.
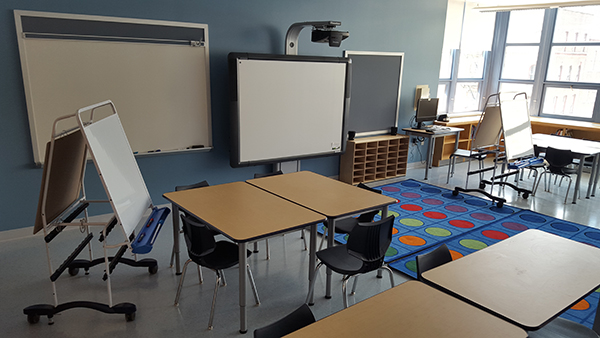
xmin=163 ymin=182 xmax=324 ymax=333
xmin=246 ymin=171 xmax=397 ymax=302
xmin=422 ymin=229 xmax=600 ymax=332
xmin=402 ymin=127 xmax=463 ymax=180
xmin=285 ymin=281 xmax=527 ymax=338
xmin=532 ymin=133 xmax=600 ymax=203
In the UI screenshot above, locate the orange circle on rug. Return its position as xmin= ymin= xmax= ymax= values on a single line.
xmin=398 ymin=235 xmax=426 ymax=246
xmin=423 ymin=211 xmax=447 ymax=219
xmin=401 ymin=204 xmax=422 ymax=211
xmin=449 ymin=250 xmax=463 ymax=260
xmin=392 ymin=228 xmax=399 ymax=235
xmin=571 ymin=299 xmax=590 ymax=311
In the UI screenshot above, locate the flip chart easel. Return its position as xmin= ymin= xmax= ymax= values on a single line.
xmin=453 ymin=93 xmax=535 ymax=207
xmin=24 ymin=100 xmax=159 ymax=324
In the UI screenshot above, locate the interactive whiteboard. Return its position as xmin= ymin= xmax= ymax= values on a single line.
xmin=228 ymin=53 xmax=351 ymax=167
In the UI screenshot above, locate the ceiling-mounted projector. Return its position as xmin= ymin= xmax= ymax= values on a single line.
xmin=311 ymin=29 xmax=349 ymax=47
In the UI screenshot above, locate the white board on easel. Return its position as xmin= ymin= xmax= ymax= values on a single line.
xmin=78 ymin=101 xmax=152 ymax=237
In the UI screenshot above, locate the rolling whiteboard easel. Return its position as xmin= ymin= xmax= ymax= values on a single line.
xmin=24 ymin=101 xmax=157 ymax=324
xmin=14 ymin=10 xmax=212 ymax=165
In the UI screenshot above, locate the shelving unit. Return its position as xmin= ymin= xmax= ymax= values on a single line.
xmin=340 ymin=135 xmax=409 ymax=184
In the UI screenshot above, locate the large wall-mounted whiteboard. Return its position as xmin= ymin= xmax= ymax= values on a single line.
xmin=228 ymin=53 xmax=351 ymax=168
xmin=344 ymin=51 xmax=404 ymax=136
xmin=14 ymin=10 xmax=212 ymax=165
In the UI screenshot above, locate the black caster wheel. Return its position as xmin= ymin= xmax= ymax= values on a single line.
xmin=125 ymin=312 xmax=136 ymax=322
xmin=479 ymin=182 xmax=486 ymax=189
xmin=497 ymin=201 xmax=504 ymax=208
xmin=452 ymin=190 xmax=459 ymax=196
xmin=148 ymin=265 xmax=158 ymax=275
xmin=522 ymin=192 xmax=529 ymax=199
xmin=68 ymin=267 xmax=79 ymax=276
xmin=27 ymin=314 xmax=40 ymax=324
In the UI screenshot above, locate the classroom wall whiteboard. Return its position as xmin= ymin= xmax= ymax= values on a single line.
xmin=228 ymin=53 xmax=351 ymax=167
xmin=14 ymin=10 xmax=212 ymax=165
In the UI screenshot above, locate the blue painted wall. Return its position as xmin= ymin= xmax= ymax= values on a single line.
xmin=0 ymin=0 xmax=447 ymax=232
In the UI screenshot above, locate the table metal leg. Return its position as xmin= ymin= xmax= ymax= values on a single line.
xmin=171 ymin=203 xmax=182 ymax=275
xmin=239 ymin=242 xmax=247 ymax=334
xmin=308 ymin=223 xmax=317 ymax=304
xmin=573 ymin=154 xmax=585 ymax=204
xmin=325 ymin=217 xmax=336 ymax=299
xmin=593 ymin=154 xmax=600 ymax=197
xmin=424 ymin=135 xmax=433 ymax=180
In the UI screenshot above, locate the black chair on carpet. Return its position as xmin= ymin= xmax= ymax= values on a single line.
xmin=253 ymin=304 xmax=316 ymax=338
xmin=415 ymin=244 xmax=453 ymax=282
xmin=306 ymin=215 xmax=396 ymax=308
xmin=175 ymin=214 xmax=260 ymax=330
xmin=319 ymin=183 xmax=382 ymax=250
xmin=533 ymin=147 xmax=579 ymax=204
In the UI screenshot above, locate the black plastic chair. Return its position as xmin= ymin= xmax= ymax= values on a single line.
xmin=253 ymin=171 xmax=308 ymax=255
xmin=306 ymin=215 xmax=396 ymax=308
xmin=415 ymin=244 xmax=452 ymax=282
xmin=319 ymin=183 xmax=382 ymax=250
xmin=533 ymin=147 xmax=579 ymax=204
xmin=527 ymin=317 xmax=599 ymax=338
xmin=175 ymin=214 xmax=260 ymax=330
xmin=253 ymin=303 xmax=316 ymax=338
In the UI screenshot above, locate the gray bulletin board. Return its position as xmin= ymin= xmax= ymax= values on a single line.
xmin=14 ymin=10 xmax=212 ymax=165
xmin=344 ymin=51 xmax=404 ymax=136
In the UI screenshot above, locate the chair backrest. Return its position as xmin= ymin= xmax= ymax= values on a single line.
xmin=175 ymin=180 xmax=209 ymax=191
xmin=254 ymin=170 xmax=284 ymax=179
xmin=346 ymin=215 xmax=395 ymax=265
xmin=180 ymin=213 xmax=217 ymax=259
xmin=357 ymin=182 xmax=382 ymax=195
xmin=253 ymin=303 xmax=315 ymax=338
xmin=415 ymin=244 xmax=452 ymax=281
xmin=545 ymin=147 xmax=574 ymax=174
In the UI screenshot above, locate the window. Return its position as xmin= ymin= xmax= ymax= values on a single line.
xmin=440 ymin=4 xmax=600 ymax=123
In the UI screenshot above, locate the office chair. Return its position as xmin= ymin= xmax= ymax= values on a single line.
xmin=527 ymin=317 xmax=599 ymax=338
xmin=533 ymin=147 xmax=579 ymax=204
xmin=306 ymin=215 xmax=396 ymax=308
xmin=253 ymin=171 xmax=308 ymax=255
xmin=175 ymin=214 xmax=260 ymax=330
xmin=318 ymin=182 xmax=382 ymax=250
xmin=253 ymin=304 xmax=315 ymax=338
xmin=415 ymin=244 xmax=453 ymax=282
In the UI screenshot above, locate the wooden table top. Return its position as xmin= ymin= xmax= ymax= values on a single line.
xmin=163 ymin=181 xmax=324 ymax=242
xmin=247 ymin=171 xmax=397 ymax=218
xmin=285 ymin=281 xmax=527 ymax=338
xmin=422 ymin=229 xmax=600 ymax=330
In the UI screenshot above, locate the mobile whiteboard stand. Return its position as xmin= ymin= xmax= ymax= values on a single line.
xmin=453 ymin=93 xmax=535 ymax=207
xmin=24 ymin=101 xmax=158 ymax=324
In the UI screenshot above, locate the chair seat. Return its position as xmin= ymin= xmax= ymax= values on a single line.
xmin=327 ymin=217 xmax=357 ymax=234
xmin=452 ymin=148 xmax=487 ymax=159
xmin=197 ymin=241 xmax=252 ymax=270
xmin=316 ymin=245 xmax=364 ymax=275
xmin=527 ymin=317 xmax=599 ymax=338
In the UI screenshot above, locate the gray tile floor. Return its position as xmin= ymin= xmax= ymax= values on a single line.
xmin=1 ymin=159 xmax=598 ymax=337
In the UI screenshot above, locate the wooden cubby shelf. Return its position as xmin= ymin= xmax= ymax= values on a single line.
xmin=340 ymin=134 xmax=409 ymax=185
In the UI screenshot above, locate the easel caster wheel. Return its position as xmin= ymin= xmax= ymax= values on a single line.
xmin=68 ymin=267 xmax=80 ymax=276
xmin=497 ymin=201 xmax=504 ymax=208
xmin=452 ymin=190 xmax=459 ymax=196
xmin=125 ymin=312 xmax=136 ymax=322
xmin=479 ymin=183 xmax=486 ymax=189
xmin=148 ymin=265 xmax=158 ymax=275
xmin=522 ymin=192 xmax=529 ymax=199
xmin=27 ymin=314 xmax=40 ymax=324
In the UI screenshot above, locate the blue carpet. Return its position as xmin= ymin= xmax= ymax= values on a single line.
xmin=318 ymin=179 xmax=600 ymax=329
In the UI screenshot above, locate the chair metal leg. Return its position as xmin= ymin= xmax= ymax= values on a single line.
xmin=306 ymin=262 xmax=323 ymax=305
xmin=301 ymin=229 xmax=308 ymax=251
xmin=446 ymin=155 xmax=455 ymax=184
xmin=381 ymin=265 xmax=395 ymax=288
xmin=350 ymin=275 xmax=359 ymax=295
xmin=220 ymin=269 xmax=227 ymax=286
xmin=318 ymin=227 xmax=327 ymax=251
xmin=174 ymin=259 xmax=193 ymax=305
xmin=208 ymin=270 xmax=221 ymax=330
xmin=533 ymin=171 xmax=548 ymax=196
xmin=246 ymin=264 xmax=260 ymax=305
xmin=341 ymin=275 xmax=352 ymax=308
xmin=564 ymin=176 xmax=572 ymax=204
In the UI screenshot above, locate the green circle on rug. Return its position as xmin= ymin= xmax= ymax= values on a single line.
xmin=425 ymin=227 xmax=452 ymax=237
xmin=385 ymin=246 xmax=398 ymax=257
xmin=405 ymin=260 xmax=417 ymax=273
xmin=460 ymin=239 xmax=488 ymax=250
xmin=399 ymin=218 xmax=424 ymax=227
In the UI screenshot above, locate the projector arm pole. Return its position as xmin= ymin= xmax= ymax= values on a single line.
xmin=285 ymin=21 xmax=341 ymax=55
